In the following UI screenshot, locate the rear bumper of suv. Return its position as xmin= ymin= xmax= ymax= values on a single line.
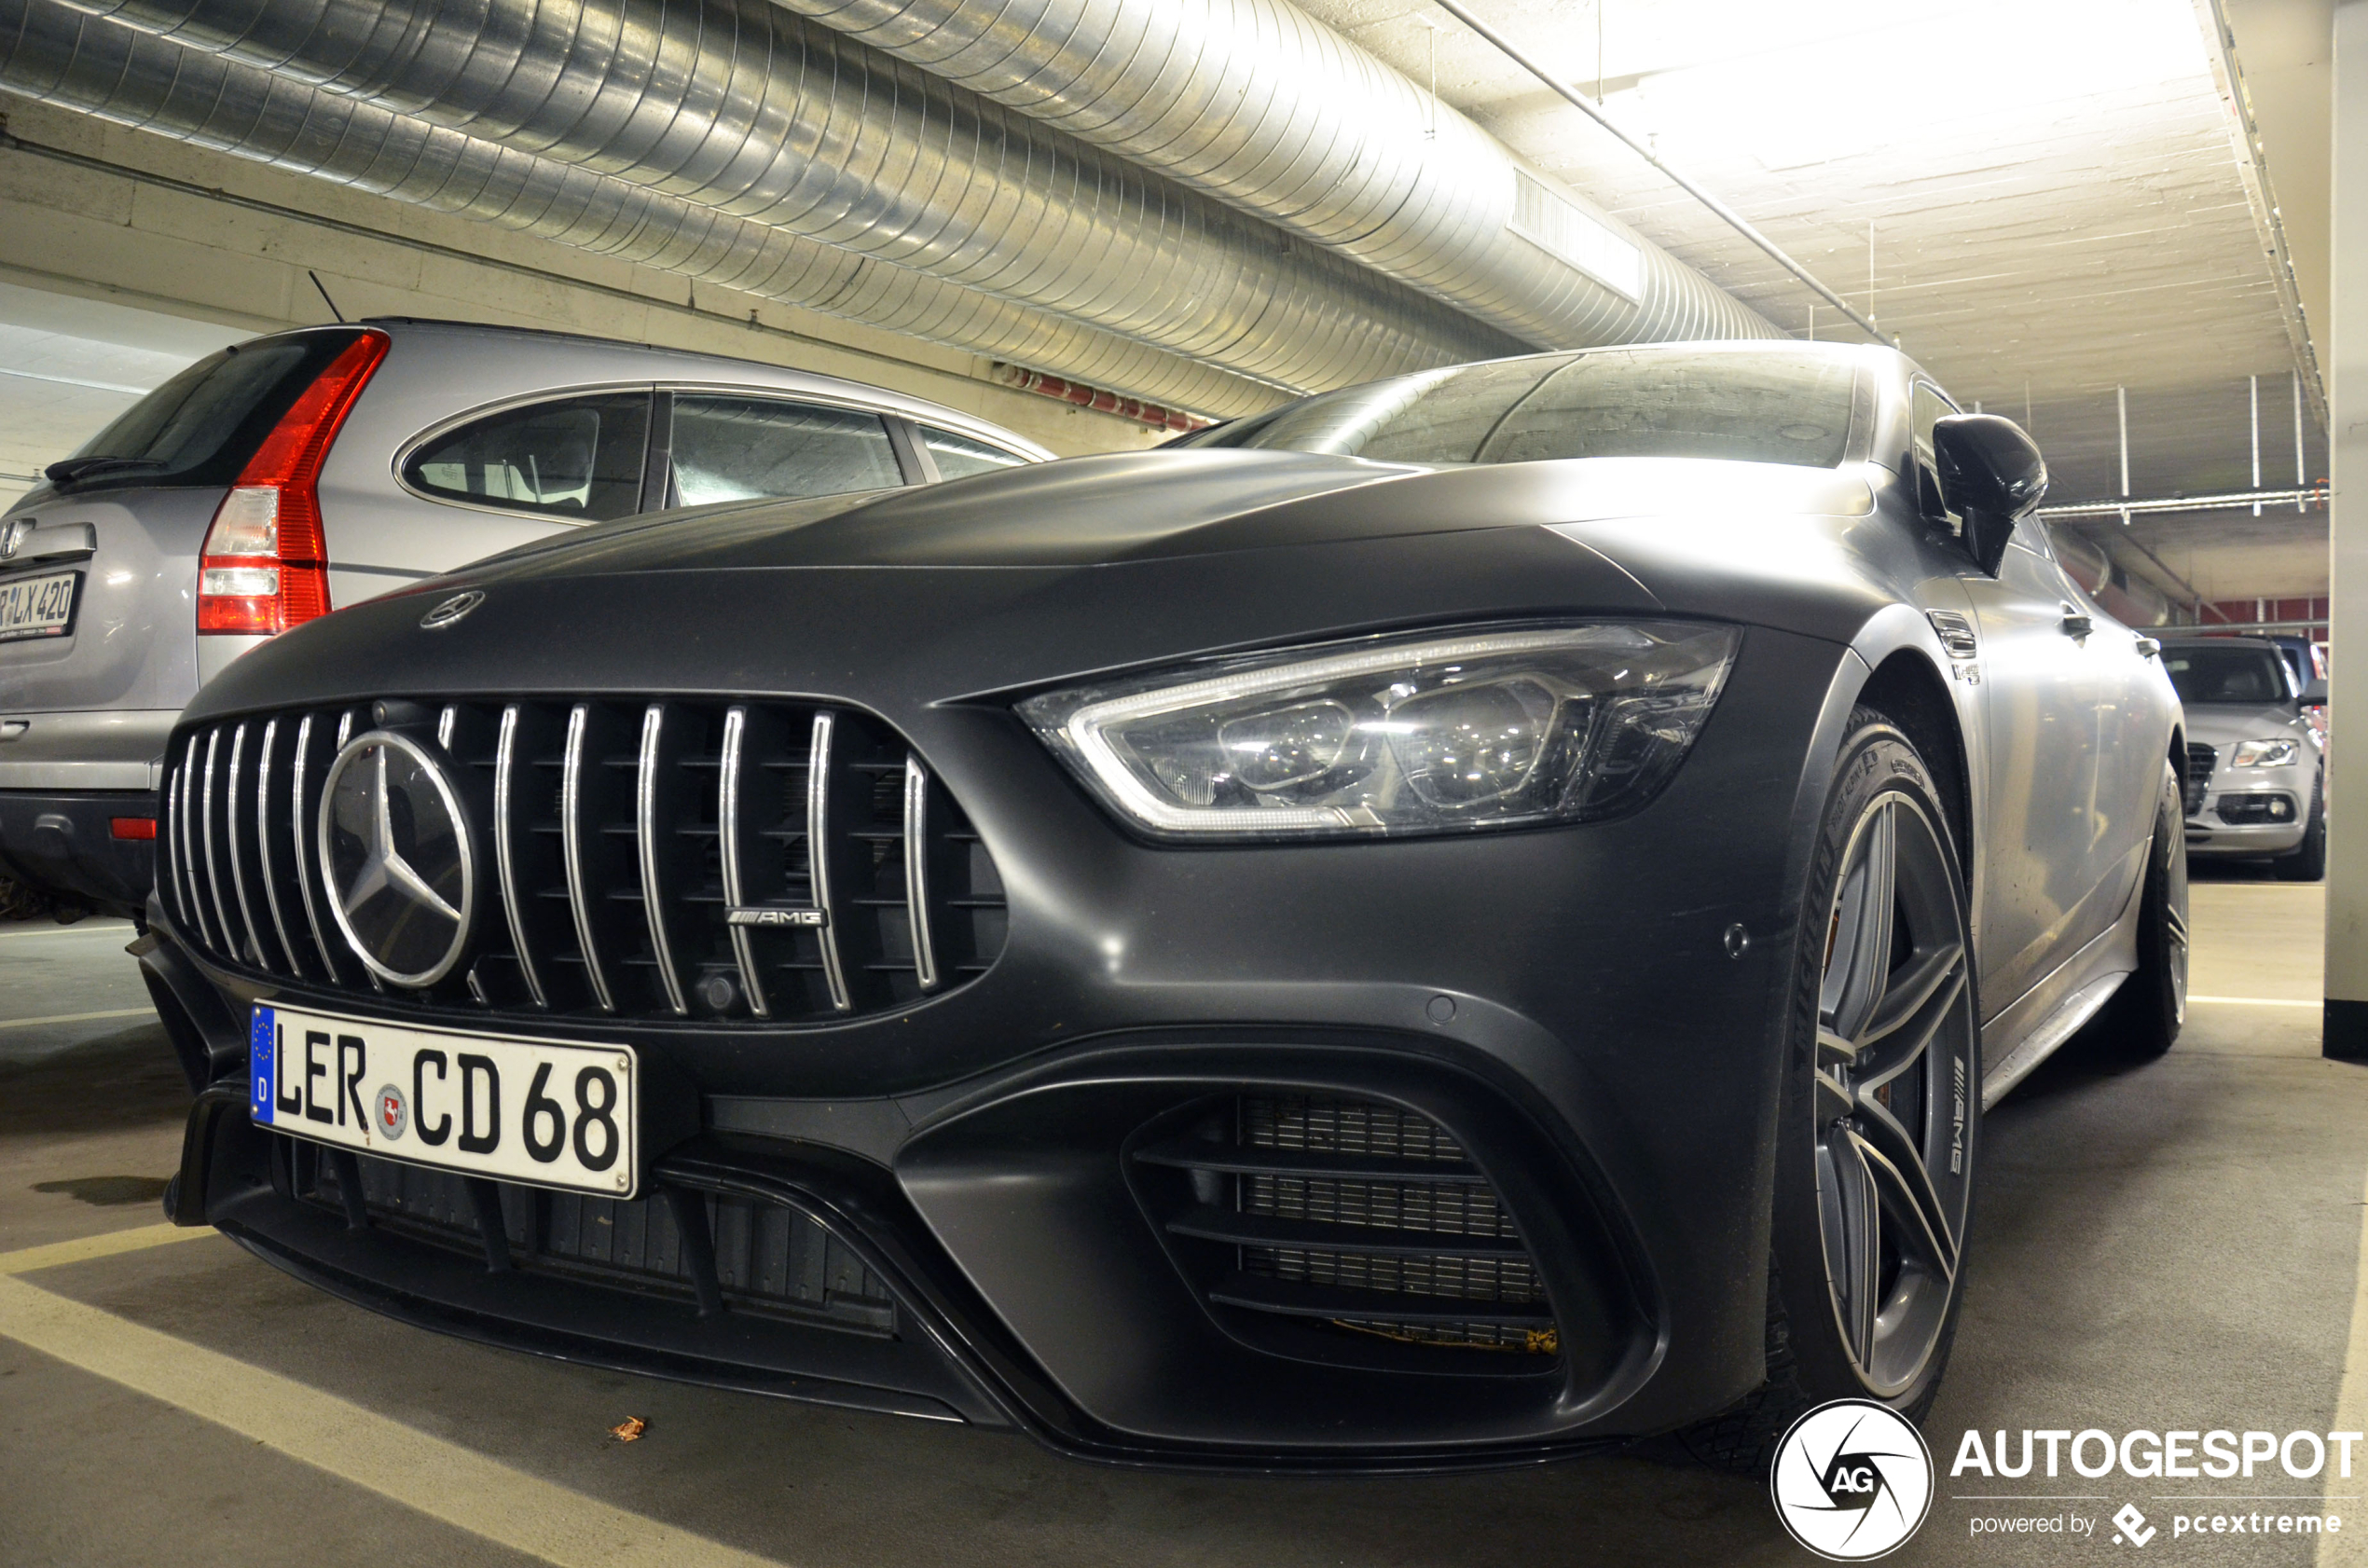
xmin=0 ymin=789 xmax=158 ymax=915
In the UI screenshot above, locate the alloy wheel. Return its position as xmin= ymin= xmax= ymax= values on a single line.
xmin=1813 ymin=791 xmax=1977 ymax=1396
xmin=2164 ymin=828 xmax=2191 ymax=1027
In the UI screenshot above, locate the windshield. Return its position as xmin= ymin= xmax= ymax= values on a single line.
xmin=1180 ymin=349 xmax=1860 ymax=469
xmin=2163 ymin=643 xmax=2292 ymax=706
xmin=52 ymin=329 xmax=364 ymax=491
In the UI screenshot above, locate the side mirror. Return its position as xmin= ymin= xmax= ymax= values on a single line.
xmin=1931 ymin=413 xmax=2048 ymax=576
xmin=2300 ymin=677 xmax=2329 ymax=708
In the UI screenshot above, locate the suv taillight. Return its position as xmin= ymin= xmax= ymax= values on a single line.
xmin=197 ymin=330 xmax=388 ymax=636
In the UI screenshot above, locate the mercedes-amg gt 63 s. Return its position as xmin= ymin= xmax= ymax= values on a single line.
xmin=148 ymin=341 xmax=2188 ymax=1472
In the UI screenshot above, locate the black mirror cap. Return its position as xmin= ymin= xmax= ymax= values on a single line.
xmin=1933 ymin=414 xmax=2048 ymax=575
xmin=2302 ymin=677 xmax=2330 ymax=707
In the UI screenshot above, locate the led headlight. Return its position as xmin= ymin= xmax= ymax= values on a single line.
xmin=1017 ymin=622 xmax=1740 ymax=839
xmin=2232 ymin=737 xmax=2300 ymax=768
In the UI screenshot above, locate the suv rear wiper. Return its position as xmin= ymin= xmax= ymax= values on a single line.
xmin=43 ymin=456 xmax=167 ymax=483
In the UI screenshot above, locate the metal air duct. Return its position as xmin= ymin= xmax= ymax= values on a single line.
xmin=34 ymin=0 xmax=1530 ymax=392
xmin=764 ymin=0 xmax=1783 ymax=348
xmin=0 ymin=0 xmax=1282 ymax=416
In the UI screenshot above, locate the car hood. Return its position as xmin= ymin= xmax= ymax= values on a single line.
xmin=2182 ymin=703 xmax=2309 ymax=749
xmin=460 ymin=449 xmax=1877 ymax=574
xmin=194 ymin=449 xmax=1886 ymax=721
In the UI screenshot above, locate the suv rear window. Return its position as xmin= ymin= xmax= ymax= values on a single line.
xmin=49 ymin=328 xmax=369 ymax=492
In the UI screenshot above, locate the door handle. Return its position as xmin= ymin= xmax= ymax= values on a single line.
xmin=2059 ymin=605 xmax=2092 ymax=639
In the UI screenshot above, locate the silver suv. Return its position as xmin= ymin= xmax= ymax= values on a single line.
xmin=2163 ymin=636 xmax=2328 ymax=879
xmin=0 ymin=318 xmax=1048 ymax=917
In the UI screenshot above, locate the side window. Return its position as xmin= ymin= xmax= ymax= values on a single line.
xmin=918 ymin=424 xmax=1030 ymax=481
xmin=405 ymin=392 xmax=652 ymax=522
xmin=668 ymin=395 xmax=902 ymax=506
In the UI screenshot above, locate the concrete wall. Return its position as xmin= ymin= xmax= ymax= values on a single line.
xmin=0 ymin=100 xmax=1169 ymax=460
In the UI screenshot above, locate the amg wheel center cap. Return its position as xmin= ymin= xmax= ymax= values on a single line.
xmin=319 ymin=729 xmax=475 ymax=985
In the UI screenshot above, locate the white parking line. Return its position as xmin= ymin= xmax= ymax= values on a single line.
xmin=0 ymin=1227 xmax=789 ymax=1568
xmin=0 ymin=1007 xmax=154 ymax=1030
xmin=0 ymin=1224 xmax=213 ymax=1276
xmin=0 ymin=923 xmax=135 ymax=941
xmin=2326 ymin=1159 xmax=2368 ymax=1567
xmin=2189 ymin=995 xmax=2320 ymax=1008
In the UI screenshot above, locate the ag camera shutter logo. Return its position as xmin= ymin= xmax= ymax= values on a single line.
xmin=1770 ymin=1399 xmax=1934 ymax=1560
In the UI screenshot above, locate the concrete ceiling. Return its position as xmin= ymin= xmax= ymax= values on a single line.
xmin=1297 ymin=0 xmax=2333 ymax=607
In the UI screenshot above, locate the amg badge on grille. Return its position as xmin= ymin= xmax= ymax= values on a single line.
xmin=725 ymin=907 xmax=829 ymax=928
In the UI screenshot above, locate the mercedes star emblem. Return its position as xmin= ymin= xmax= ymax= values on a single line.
xmin=420 ymin=589 xmax=485 ymax=629
xmin=319 ymin=729 xmax=475 ymax=985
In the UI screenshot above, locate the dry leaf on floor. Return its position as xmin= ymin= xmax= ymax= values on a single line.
xmin=609 ymin=1416 xmax=646 ymax=1443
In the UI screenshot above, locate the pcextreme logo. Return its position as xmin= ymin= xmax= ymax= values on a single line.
xmin=1770 ymin=1399 xmax=1935 ymax=1561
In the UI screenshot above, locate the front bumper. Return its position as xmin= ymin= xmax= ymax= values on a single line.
xmin=147 ymin=622 xmax=1851 ymax=1468
xmin=2184 ymin=776 xmax=2310 ymax=856
xmin=0 ymin=789 xmax=158 ymax=915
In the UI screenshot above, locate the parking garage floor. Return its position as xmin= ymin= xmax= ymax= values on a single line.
xmin=1 ymin=873 xmax=2361 ymax=1567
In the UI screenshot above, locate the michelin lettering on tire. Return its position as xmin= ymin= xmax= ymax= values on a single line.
xmin=1769 ymin=1398 xmax=1934 ymax=1561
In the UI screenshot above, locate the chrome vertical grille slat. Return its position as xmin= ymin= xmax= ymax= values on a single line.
xmin=290 ymin=713 xmax=342 ymax=983
xmin=255 ymin=719 xmax=306 ymax=978
xmin=170 ymin=744 xmax=200 ymax=937
xmin=903 ymin=754 xmax=938 ymax=993
xmin=157 ymin=762 xmax=181 ymax=928
xmin=177 ymin=737 xmax=211 ymax=952
xmin=492 ymin=704 xmax=547 ymax=1009
xmin=637 ymin=704 xmax=688 ymax=1017
xmin=807 ymin=710 xmax=851 ymax=1013
xmin=161 ymin=695 xmax=1005 ymax=1022
xmin=200 ymin=727 xmax=238 ymax=958
xmin=561 ymin=703 xmax=615 ymax=1013
xmin=718 ymin=706 xmax=768 ymax=1019
xmin=225 ymin=722 xmax=269 ymax=970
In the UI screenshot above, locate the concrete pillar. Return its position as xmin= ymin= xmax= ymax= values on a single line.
xmin=2327 ymin=0 xmax=2368 ymax=1057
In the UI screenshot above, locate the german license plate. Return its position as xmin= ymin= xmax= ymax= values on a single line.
xmin=0 ymin=569 xmax=78 ymax=642
xmin=248 ymin=1004 xmax=640 ymax=1197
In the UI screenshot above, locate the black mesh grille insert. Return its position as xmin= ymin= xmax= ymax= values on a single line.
xmin=157 ymin=696 xmax=1005 ymax=1023
xmin=2184 ymin=743 xmax=2217 ymax=818
xmin=290 ymin=1139 xmax=896 ymax=1335
xmin=1136 ymin=1093 xmax=1559 ymax=1356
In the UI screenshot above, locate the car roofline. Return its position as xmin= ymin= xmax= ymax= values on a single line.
xmin=352 ymin=317 xmax=1053 ymax=460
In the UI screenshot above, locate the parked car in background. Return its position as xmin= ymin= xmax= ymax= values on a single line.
xmin=2163 ymin=636 xmax=2327 ymax=878
xmin=0 ymin=319 xmax=1049 ymax=918
xmin=2255 ymin=632 xmax=2331 ymax=744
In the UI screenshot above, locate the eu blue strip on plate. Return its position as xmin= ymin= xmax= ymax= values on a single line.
xmin=251 ymin=1005 xmax=276 ymax=1124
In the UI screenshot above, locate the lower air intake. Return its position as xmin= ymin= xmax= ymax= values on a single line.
xmin=1135 ymin=1092 xmax=1559 ymax=1358
xmin=288 ymin=1139 xmax=896 ymax=1336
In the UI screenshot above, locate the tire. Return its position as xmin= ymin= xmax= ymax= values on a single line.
xmin=2275 ymin=772 xmax=2326 ymax=882
xmin=2098 ymin=763 xmax=2191 ymax=1056
xmin=1677 ymin=709 xmax=1979 ymax=1473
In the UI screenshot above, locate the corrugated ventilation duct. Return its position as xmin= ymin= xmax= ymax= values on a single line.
xmin=762 ymin=0 xmax=1780 ymax=347
xmin=32 ymin=0 xmax=1535 ymax=394
xmin=0 ymin=0 xmax=1284 ymax=415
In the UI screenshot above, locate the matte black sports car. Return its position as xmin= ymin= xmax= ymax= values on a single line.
xmin=150 ymin=341 xmax=2189 ymax=1471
